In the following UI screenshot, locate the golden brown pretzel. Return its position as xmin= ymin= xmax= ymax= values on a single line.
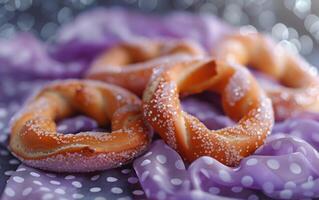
xmin=213 ymin=32 xmax=319 ymax=120
xmin=142 ymin=58 xmax=274 ymax=166
xmin=9 ymin=80 xmax=151 ymax=172
xmin=86 ymin=38 xmax=205 ymax=96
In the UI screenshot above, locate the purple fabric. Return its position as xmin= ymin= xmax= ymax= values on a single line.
xmin=0 ymin=34 xmax=86 ymax=78
xmin=134 ymin=98 xmax=319 ymax=200
xmin=0 ymin=7 xmax=318 ymax=200
xmin=51 ymin=8 xmax=231 ymax=62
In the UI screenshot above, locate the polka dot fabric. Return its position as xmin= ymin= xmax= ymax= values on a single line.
xmin=0 ymin=76 xmax=146 ymax=200
xmin=134 ymin=98 xmax=319 ymax=200
xmin=3 ymin=165 xmax=145 ymax=200
xmin=0 ymin=7 xmax=319 ymax=200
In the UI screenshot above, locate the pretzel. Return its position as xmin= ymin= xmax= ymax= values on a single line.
xmin=9 ymin=80 xmax=151 ymax=172
xmin=86 ymin=38 xmax=205 ymax=96
xmin=213 ymin=32 xmax=319 ymax=120
xmin=143 ymin=58 xmax=274 ymax=166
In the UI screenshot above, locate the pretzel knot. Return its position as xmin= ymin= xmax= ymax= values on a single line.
xmin=86 ymin=38 xmax=205 ymax=96
xmin=9 ymin=80 xmax=152 ymax=172
xmin=214 ymin=32 xmax=319 ymax=120
xmin=143 ymin=58 xmax=274 ymax=166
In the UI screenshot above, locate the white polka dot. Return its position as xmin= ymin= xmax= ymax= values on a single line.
xmin=219 ymin=170 xmax=232 ymax=182
xmin=280 ymin=189 xmax=293 ymax=199
xmin=22 ymin=187 xmax=32 ymax=196
xmin=156 ymin=155 xmax=167 ymax=164
xmin=117 ymin=197 xmax=131 ymax=200
xmin=175 ymin=160 xmax=184 ymax=170
xmin=111 ymin=187 xmax=123 ymax=194
xmin=262 ymin=182 xmax=274 ymax=193
xmin=290 ymin=163 xmax=302 ymax=174
xmin=284 ymin=181 xmax=296 ymax=189
xmin=33 ymin=180 xmax=43 ymax=185
xmin=0 ymin=150 xmax=9 ymax=156
xmin=133 ymin=190 xmax=144 ymax=195
xmin=4 ymin=187 xmax=15 ymax=197
xmin=13 ymin=176 xmax=24 ymax=183
xmin=16 ymin=168 xmax=26 ymax=172
xmin=64 ymin=175 xmax=75 ymax=180
xmin=231 ymin=186 xmax=243 ymax=193
xmin=30 ymin=172 xmax=40 ymax=177
xmin=72 ymin=193 xmax=84 ymax=199
xmin=50 ymin=180 xmax=60 ymax=185
xmin=246 ymin=158 xmax=258 ymax=166
xmin=54 ymin=188 xmax=65 ymax=195
xmin=143 ymin=151 xmax=153 ymax=157
xmin=266 ymin=159 xmax=280 ymax=170
xmin=106 ymin=176 xmax=118 ymax=182
xmin=153 ymin=174 xmax=161 ymax=182
xmin=4 ymin=170 xmax=14 ymax=176
xmin=241 ymin=176 xmax=254 ymax=187
xmin=9 ymin=159 xmax=19 ymax=165
xmin=248 ymin=194 xmax=259 ymax=200
xmin=91 ymin=175 xmax=100 ymax=181
xmin=90 ymin=187 xmax=101 ymax=193
xmin=301 ymin=180 xmax=314 ymax=189
xmin=121 ymin=169 xmax=131 ymax=174
xmin=72 ymin=181 xmax=82 ymax=188
xmin=171 ymin=178 xmax=183 ymax=186
xmin=39 ymin=187 xmax=50 ymax=192
xmin=0 ymin=108 xmax=7 ymax=118
xmin=94 ymin=197 xmax=106 ymax=200
xmin=42 ymin=193 xmax=54 ymax=200
xmin=208 ymin=187 xmax=220 ymax=194
xmin=128 ymin=177 xmax=139 ymax=184
xmin=141 ymin=171 xmax=150 ymax=182
xmin=141 ymin=159 xmax=151 ymax=166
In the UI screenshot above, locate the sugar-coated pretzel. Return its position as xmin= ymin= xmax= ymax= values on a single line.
xmin=143 ymin=58 xmax=274 ymax=165
xmin=86 ymin=38 xmax=205 ymax=96
xmin=9 ymin=80 xmax=152 ymax=172
xmin=213 ymin=32 xmax=319 ymax=120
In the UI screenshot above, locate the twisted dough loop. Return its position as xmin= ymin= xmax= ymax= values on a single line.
xmin=10 ymin=80 xmax=151 ymax=172
xmin=143 ymin=58 xmax=274 ymax=166
xmin=86 ymin=38 xmax=205 ymax=95
xmin=214 ymin=32 xmax=319 ymax=120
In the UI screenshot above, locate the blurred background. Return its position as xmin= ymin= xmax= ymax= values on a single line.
xmin=0 ymin=0 xmax=318 ymax=64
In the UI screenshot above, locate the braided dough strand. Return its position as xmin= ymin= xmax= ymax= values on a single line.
xmin=214 ymin=32 xmax=319 ymax=120
xmin=10 ymin=80 xmax=151 ymax=172
xmin=143 ymin=58 xmax=274 ymax=166
xmin=86 ymin=38 xmax=205 ymax=95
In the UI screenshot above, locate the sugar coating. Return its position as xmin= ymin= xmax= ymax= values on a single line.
xmin=225 ymin=67 xmax=251 ymax=106
xmin=22 ymin=146 xmax=148 ymax=172
xmin=143 ymin=60 xmax=274 ymax=165
xmin=9 ymin=80 xmax=151 ymax=172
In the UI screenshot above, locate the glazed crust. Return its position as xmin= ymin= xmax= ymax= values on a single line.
xmin=214 ymin=32 xmax=319 ymax=120
xmin=86 ymin=38 xmax=205 ymax=96
xmin=9 ymin=80 xmax=152 ymax=172
xmin=143 ymin=58 xmax=274 ymax=166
